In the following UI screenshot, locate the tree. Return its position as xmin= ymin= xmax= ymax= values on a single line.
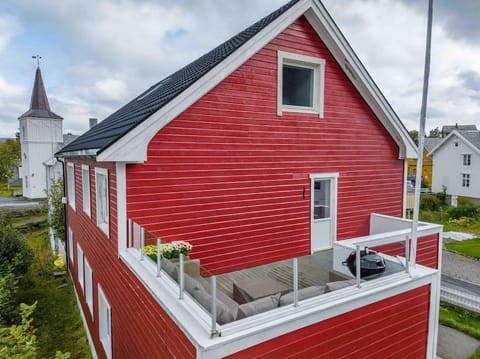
xmin=409 ymin=130 xmax=419 ymax=144
xmin=428 ymin=126 xmax=441 ymax=138
xmin=0 ymin=139 xmax=21 ymax=184
xmin=0 ymin=211 xmax=32 ymax=277
xmin=47 ymin=177 xmax=65 ymax=241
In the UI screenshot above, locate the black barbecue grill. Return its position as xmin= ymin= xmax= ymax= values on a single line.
xmin=342 ymin=247 xmax=387 ymax=278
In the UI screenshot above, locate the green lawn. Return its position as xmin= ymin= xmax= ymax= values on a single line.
xmin=0 ymin=182 xmax=22 ymax=197
xmin=445 ymin=238 xmax=480 ymax=260
xmin=419 ymin=209 xmax=480 ymax=235
xmin=16 ymin=223 xmax=92 ymax=358
xmin=439 ymin=302 xmax=480 ymax=340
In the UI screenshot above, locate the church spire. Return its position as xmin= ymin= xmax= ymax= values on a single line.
xmin=19 ymin=63 xmax=63 ymax=120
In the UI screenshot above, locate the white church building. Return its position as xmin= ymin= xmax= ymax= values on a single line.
xmin=18 ymin=65 xmax=77 ymax=199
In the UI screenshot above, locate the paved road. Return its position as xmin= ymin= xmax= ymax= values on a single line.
xmin=0 ymin=196 xmax=44 ymax=209
xmin=442 ymin=274 xmax=480 ymax=296
xmin=442 ymin=250 xmax=480 ymax=286
xmin=437 ymin=325 xmax=480 ymax=359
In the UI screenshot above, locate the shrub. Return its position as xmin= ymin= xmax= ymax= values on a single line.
xmin=448 ymin=205 xmax=479 ymax=220
xmin=0 ymin=271 xmax=19 ymax=325
xmin=458 ymin=196 xmax=475 ymax=207
xmin=420 ymin=194 xmax=440 ymax=211
xmin=448 ymin=217 xmax=475 ymax=227
xmin=0 ymin=211 xmax=33 ymax=276
xmin=436 ymin=186 xmax=447 ymax=205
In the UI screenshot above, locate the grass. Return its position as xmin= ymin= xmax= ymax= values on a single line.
xmin=16 ymin=222 xmax=92 ymax=359
xmin=439 ymin=302 xmax=480 ymax=340
xmin=445 ymin=238 xmax=480 ymax=260
xmin=0 ymin=182 xmax=22 ymax=197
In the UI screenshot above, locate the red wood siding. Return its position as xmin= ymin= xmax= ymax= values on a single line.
xmin=126 ymin=16 xmax=405 ymax=274
xmin=65 ymin=159 xmax=195 ymax=359
xmin=226 ymin=285 xmax=430 ymax=359
xmin=373 ymin=233 xmax=439 ymax=269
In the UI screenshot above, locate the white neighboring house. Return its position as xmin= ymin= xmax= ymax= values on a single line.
xmin=429 ymin=129 xmax=480 ymax=199
xmin=18 ymin=66 xmax=79 ymax=199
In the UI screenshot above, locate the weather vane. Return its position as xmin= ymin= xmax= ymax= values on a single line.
xmin=32 ymin=55 xmax=42 ymax=67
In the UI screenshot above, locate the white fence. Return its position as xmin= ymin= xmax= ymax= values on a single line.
xmin=440 ymin=286 xmax=480 ymax=313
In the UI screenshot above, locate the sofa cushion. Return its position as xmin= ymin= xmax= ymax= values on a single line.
xmin=324 ymin=279 xmax=357 ymax=293
xmin=237 ymin=293 xmax=281 ymax=320
xmin=184 ymin=274 xmax=203 ymax=296
xmin=161 ymin=258 xmax=178 ymax=281
xmin=279 ymin=286 xmax=325 ymax=306
xmin=191 ymin=286 xmax=235 ymax=325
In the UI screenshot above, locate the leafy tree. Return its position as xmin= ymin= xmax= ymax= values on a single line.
xmin=0 ymin=271 xmax=18 ymax=325
xmin=47 ymin=177 xmax=65 ymax=241
xmin=428 ymin=126 xmax=441 ymax=138
xmin=409 ymin=130 xmax=419 ymax=144
xmin=0 ymin=139 xmax=21 ymax=184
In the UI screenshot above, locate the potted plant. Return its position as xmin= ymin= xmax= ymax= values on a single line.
xmin=144 ymin=241 xmax=199 ymax=276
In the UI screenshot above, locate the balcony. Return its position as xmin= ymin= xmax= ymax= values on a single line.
xmin=119 ymin=213 xmax=442 ymax=356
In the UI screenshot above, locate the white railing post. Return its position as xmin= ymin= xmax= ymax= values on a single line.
xmin=405 ymin=235 xmax=410 ymax=274
xmin=156 ymin=238 xmax=162 ymax=277
xmin=179 ymin=253 xmax=184 ymax=299
xmin=128 ymin=219 xmax=132 ymax=248
xmin=293 ymin=258 xmax=299 ymax=307
xmin=140 ymin=227 xmax=145 ymax=261
xmin=356 ymin=245 xmax=361 ymax=288
xmin=211 ymin=276 xmax=217 ymax=337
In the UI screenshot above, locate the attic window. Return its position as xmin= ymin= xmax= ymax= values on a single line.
xmin=137 ymin=77 xmax=172 ymax=101
xmin=455 ymin=142 xmax=458 ymax=147
xmin=277 ymin=51 xmax=325 ymax=118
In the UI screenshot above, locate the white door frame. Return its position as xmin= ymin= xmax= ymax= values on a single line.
xmin=309 ymin=173 xmax=338 ymax=252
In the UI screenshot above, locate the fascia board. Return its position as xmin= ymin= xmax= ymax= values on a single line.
xmin=97 ymin=0 xmax=312 ymax=163
xmin=305 ymin=4 xmax=417 ymax=159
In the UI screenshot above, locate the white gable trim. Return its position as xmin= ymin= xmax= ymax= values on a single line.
xmin=428 ymin=130 xmax=480 ymax=157
xmin=97 ymin=0 xmax=415 ymax=163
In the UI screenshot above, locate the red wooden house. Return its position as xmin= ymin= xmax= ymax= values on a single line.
xmin=58 ymin=0 xmax=442 ymax=358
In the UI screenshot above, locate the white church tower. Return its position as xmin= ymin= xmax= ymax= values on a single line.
xmin=18 ymin=65 xmax=63 ymax=199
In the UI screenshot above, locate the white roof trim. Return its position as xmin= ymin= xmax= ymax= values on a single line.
xmin=98 ymin=0 xmax=416 ymax=163
xmin=428 ymin=130 xmax=480 ymax=157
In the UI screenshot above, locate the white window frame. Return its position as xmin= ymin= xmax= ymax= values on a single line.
xmin=67 ymin=162 xmax=76 ymax=211
xmin=462 ymin=173 xmax=470 ymax=188
xmin=68 ymin=227 xmax=74 ymax=264
xmin=77 ymin=243 xmax=84 ymax=291
xmin=277 ymin=51 xmax=325 ymax=118
xmin=82 ymin=165 xmax=91 ymax=217
xmin=463 ymin=154 xmax=471 ymax=166
xmin=95 ymin=167 xmax=109 ymax=237
xmin=98 ymin=285 xmax=112 ymax=359
xmin=84 ymin=258 xmax=93 ymax=316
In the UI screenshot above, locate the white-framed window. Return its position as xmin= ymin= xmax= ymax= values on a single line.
xmin=463 ymin=154 xmax=471 ymax=166
xmin=277 ymin=51 xmax=325 ymax=118
xmin=82 ymin=165 xmax=91 ymax=217
xmin=84 ymin=258 xmax=93 ymax=316
xmin=77 ymin=243 xmax=84 ymax=291
xmin=67 ymin=162 xmax=76 ymax=210
xmin=462 ymin=173 xmax=470 ymax=188
xmin=68 ymin=227 xmax=74 ymax=264
xmin=95 ymin=168 xmax=109 ymax=237
xmin=98 ymin=285 xmax=112 ymax=359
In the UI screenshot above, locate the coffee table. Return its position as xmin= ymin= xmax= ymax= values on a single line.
xmin=233 ymin=277 xmax=290 ymax=304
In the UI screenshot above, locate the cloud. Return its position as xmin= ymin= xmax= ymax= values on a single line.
xmin=93 ymin=78 xmax=128 ymax=103
xmin=0 ymin=14 xmax=20 ymax=53
xmin=0 ymin=76 xmax=27 ymax=136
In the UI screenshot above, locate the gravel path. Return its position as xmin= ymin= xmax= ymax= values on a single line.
xmin=437 ymin=325 xmax=480 ymax=359
xmin=442 ymin=250 xmax=480 ymax=285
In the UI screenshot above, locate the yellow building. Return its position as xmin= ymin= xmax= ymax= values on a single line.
xmin=407 ymin=138 xmax=441 ymax=187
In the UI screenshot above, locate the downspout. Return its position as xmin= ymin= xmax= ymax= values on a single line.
xmin=411 ymin=0 xmax=433 ymax=268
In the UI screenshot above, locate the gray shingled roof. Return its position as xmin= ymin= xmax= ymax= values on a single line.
xmin=442 ymin=124 xmax=477 ymax=137
xmin=59 ymin=0 xmax=300 ymax=155
xmin=423 ymin=137 xmax=442 ymax=153
xmin=461 ymin=131 xmax=480 ymax=151
xmin=19 ymin=67 xmax=63 ymax=120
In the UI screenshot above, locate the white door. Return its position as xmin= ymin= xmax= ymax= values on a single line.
xmin=310 ymin=174 xmax=337 ymax=252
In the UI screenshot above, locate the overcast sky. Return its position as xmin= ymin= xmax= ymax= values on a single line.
xmin=0 ymin=0 xmax=479 ymax=138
